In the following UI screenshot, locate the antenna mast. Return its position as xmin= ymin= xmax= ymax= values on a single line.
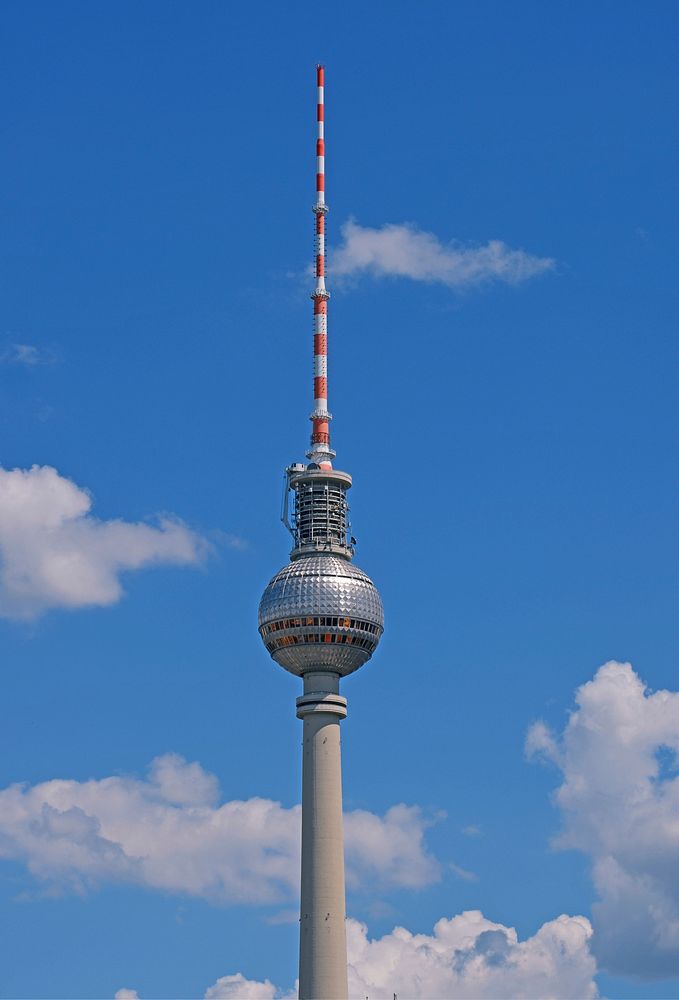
xmin=308 ymin=64 xmax=334 ymax=470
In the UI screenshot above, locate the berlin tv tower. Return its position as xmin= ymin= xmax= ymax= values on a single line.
xmin=258 ymin=66 xmax=384 ymax=999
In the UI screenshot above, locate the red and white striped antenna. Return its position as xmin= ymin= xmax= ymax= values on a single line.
xmin=307 ymin=64 xmax=334 ymax=470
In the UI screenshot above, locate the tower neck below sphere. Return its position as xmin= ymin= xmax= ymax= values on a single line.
xmin=297 ymin=672 xmax=348 ymax=1000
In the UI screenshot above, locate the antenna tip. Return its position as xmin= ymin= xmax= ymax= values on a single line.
xmin=317 ymin=65 xmax=325 ymax=83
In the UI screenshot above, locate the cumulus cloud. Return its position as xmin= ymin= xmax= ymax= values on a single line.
xmin=114 ymin=991 xmax=140 ymax=1000
xmin=204 ymin=973 xmax=277 ymax=999
xmin=0 ymin=465 xmax=210 ymax=619
xmin=527 ymin=661 xmax=679 ymax=977
xmin=330 ymin=220 xmax=554 ymax=289
xmin=345 ymin=803 xmax=441 ymax=890
xmin=205 ymin=912 xmax=597 ymax=1000
xmin=0 ymin=753 xmax=439 ymax=903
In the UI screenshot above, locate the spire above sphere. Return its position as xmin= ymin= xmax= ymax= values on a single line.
xmin=309 ymin=65 xmax=333 ymax=469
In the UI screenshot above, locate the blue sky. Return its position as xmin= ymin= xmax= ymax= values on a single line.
xmin=1 ymin=1 xmax=678 ymax=996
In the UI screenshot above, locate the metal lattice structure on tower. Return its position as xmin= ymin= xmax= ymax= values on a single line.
xmin=258 ymin=66 xmax=384 ymax=1000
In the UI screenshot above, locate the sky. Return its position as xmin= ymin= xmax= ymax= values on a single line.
xmin=0 ymin=0 xmax=678 ymax=996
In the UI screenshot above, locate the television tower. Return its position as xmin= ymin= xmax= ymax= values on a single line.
xmin=258 ymin=66 xmax=384 ymax=999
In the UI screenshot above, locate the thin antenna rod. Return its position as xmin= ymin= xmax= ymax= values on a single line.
xmin=307 ymin=65 xmax=335 ymax=469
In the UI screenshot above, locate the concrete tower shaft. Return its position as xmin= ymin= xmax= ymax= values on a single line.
xmin=297 ymin=673 xmax=348 ymax=1000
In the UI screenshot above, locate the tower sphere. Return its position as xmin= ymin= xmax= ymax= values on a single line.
xmin=258 ymin=554 xmax=384 ymax=677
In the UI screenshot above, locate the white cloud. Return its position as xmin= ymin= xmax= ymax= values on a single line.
xmin=205 ymin=912 xmax=597 ymax=1000
xmin=204 ymin=973 xmax=277 ymax=999
xmin=527 ymin=661 xmax=679 ymax=977
xmin=344 ymin=803 xmax=441 ymax=890
xmin=462 ymin=824 xmax=483 ymax=837
xmin=0 ymin=465 xmax=210 ymax=619
xmin=0 ymin=753 xmax=439 ymax=903
xmin=330 ymin=220 xmax=554 ymax=289
xmin=114 ymin=991 xmax=140 ymax=1000
xmin=450 ymin=861 xmax=478 ymax=881
xmin=0 ymin=343 xmax=55 ymax=366
xmin=524 ymin=719 xmax=563 ymax=767
xmin=347 ymin=912 xmax=596 ymax=999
